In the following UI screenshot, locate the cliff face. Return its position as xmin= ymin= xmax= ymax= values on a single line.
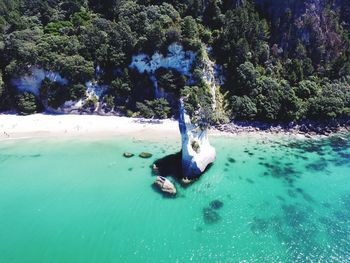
xmin=11 ymin=67 xmax=108 ymax=113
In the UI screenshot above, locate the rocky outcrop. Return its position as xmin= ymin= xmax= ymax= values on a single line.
xmin=130 ymin=43 xmax=220 ymax=179
xmin=178 ymin=48 xmax=221 ymax=179
xmin=12 ymin=67 xmax=108 ymax=114
xmin=179 ymin=99 xmax=216 ymax=179
xmin=11 ymin=67 xmax=68 ymax=97
xmin=129 ymin=43 xmax=195 ymax=75
xmin=154 ymin=176 xmax=177 ymax=195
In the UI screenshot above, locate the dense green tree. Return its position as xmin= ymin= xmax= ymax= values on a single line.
xmin=0 ymin=0 xmax=349 ymax=123
xmin=155 ymin=68 xmax=186 ymax=96
xmin=294 ymin=80 xmax=320 ymax=99
xmin=308 ymin=96 xmax=345 ymax=120
xmin=44 ymin=21 xmax=73 ymax=35
xmin=16 ymin=92 xmax=40 ymax=115
xmin=231 ymin=95 xmax=257 ymax=120
xmin=4 ymin=27 xmax=42 ymax=75
xmin=181 ymin=16 xmax=198 ymax=40
xmin=136 ymin=98 xmax=171 ymax=119
xmin=56 ymin=55 xmax=94 ymax=82
xmin=235 ymin=62 xmax=260 ymax=95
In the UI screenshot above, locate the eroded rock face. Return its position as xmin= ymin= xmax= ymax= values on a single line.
xmin=12 ymin=67 xmax=108 ymax=113
xmin=179 ymin=100 xmax=216 ymax=179
xmin=129 ymin=43 xmax=195 ymax=75
xmin=178 ymin=47 xmax=220 ymax=179
xmin=11 ymin=67 xmax=68 ymax=97
xmin=130 ymin=43 xmax=219 ymax=179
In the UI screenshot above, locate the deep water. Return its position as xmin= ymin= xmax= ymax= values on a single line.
xmin=0 ymin=133 xmax=349 ymax=262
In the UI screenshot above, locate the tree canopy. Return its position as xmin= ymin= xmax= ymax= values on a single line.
xmin=0 ymin=0 xmax=349 ymax=122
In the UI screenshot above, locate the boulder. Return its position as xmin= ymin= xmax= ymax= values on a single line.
xmin=123 ymin=152 xmax=134 ymax=158
xmin=139 ymin=152 xmax=153 ymax=158
xmin=154 ymin=176 xmax=177 ymax=195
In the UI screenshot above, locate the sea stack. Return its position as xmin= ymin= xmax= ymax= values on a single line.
xmin=178 ymin=47 xmax=223 ymax=179
xmin=179 ymin=99 xmax=216 ymax=179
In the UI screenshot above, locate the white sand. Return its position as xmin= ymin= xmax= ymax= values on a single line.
xmin=0 ymin=114 xmax=312 ymax=141
xmin=0 ymin=114 xmax=180 ymax=140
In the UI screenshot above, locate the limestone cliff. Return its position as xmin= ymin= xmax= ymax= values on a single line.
xmin=130 ymin=43 xmax=221 ymax=179
xmin=178 ymin=98 xmax=216 ymax=178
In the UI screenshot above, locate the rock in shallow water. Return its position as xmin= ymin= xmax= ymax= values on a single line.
xmin=154 ymin=176 xmax=177 ymax=195
xmin=139 ymin=152 xmax=153 ymax=158
xmin=203 ymin=207 xmax=221 ymax=224
xmin=123 ymin=152 xmax=134 ymax=158
xmin=210 ymin=200 xmax=224 ymax=210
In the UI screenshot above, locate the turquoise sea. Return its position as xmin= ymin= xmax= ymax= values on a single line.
xmin=0 ymin=133 xmax=350 ymax=262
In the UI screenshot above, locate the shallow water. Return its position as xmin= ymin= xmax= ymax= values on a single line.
xmin=0 ymin=133 xmax=349 ymax=262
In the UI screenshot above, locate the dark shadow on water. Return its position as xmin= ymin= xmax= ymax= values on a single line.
xmin=152 ymin=152 xmax=182 ymax=180
xmin=276 ymin=195 xmax=286 ymax=202
xmin=250 ymin=217 xmax=269 ymax=235
xmin=228 ymin=157 xmax=236 ymax=163
xmin=203 ymin=207 xmax=221 ymax=224
xmin=246 ymin=178 xmax=255 ymax=184
xmin=210 ymin=199 xmax=224 ymax=210
xmin=152 ymin=151 xmax=214 ymax=186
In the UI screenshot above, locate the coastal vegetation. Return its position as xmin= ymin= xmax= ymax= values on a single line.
xmin=0 ymin=0 xmax=349 ymax=124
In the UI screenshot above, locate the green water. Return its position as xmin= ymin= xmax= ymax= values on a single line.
xmin=0 ymin=133 xmax=350 ymax=263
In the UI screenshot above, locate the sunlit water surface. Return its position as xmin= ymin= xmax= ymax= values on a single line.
xmin=0 ymin=133 xmax=349 ymax=262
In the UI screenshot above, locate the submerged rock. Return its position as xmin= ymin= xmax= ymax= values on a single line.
xmin=123 ymin=152 xmax=134 ymax=158
xmin=203 ymin=207 xmax=221 ymax=224
xmin=154 ymin=176 xmax=177 ymax=195
xmin=210 ymin=200 xmax=224 ymax=210
xmin=139 ymin=152 xmax=153 ymax=158
xmin=181 ymin=177 xmax=194 ymax=184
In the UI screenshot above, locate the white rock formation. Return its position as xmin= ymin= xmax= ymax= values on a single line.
xmin=130 ymin=43 xmax=220 ymax=179
xmin=11 ymin=67 xmax=68 ymax=96
xmin=178 ymin=48 xmax=218 ymax=178
xmin=85 ymin=81 xmax=108 ymax=99
xmin=130 ymin=43 xmax=195 ymax=76
xmin=179 ymin=99 xmax=216 ymax=178
xmin=12 ymin=67 xmax=108 ymax=113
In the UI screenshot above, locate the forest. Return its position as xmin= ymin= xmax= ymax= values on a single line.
xmin=0 ymin=0 xmax=349 ymax=123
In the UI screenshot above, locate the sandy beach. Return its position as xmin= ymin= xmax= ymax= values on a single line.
xmin=0 ymin=114 xmax=181 ymax=140
xmin=0 ymin=114 xmax=324 ymax=141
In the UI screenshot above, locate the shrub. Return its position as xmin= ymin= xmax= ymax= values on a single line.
xmin=308 ymin=96 xmax=344 ymax=120
xmin=103 ymin=95 xmax=115 ymax=110
xmin=16 ymin=92 xmax=40 ymax=115
xmin=191 ymin=140 xmax=200 ymax=153
xmin=294 ymin=80 xmax=320 ymax=99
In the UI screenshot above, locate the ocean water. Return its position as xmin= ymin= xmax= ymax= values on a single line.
xmin=0 ymin=133 xmax=349 ymax=263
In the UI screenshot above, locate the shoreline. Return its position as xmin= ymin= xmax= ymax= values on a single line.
xmin=214 ymin=119 xmax=350 ymax=137
xmin=0 ymin=114 xmax=348 ymax=141
xmin=0 ymin=114 xmax=180 ymax=141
